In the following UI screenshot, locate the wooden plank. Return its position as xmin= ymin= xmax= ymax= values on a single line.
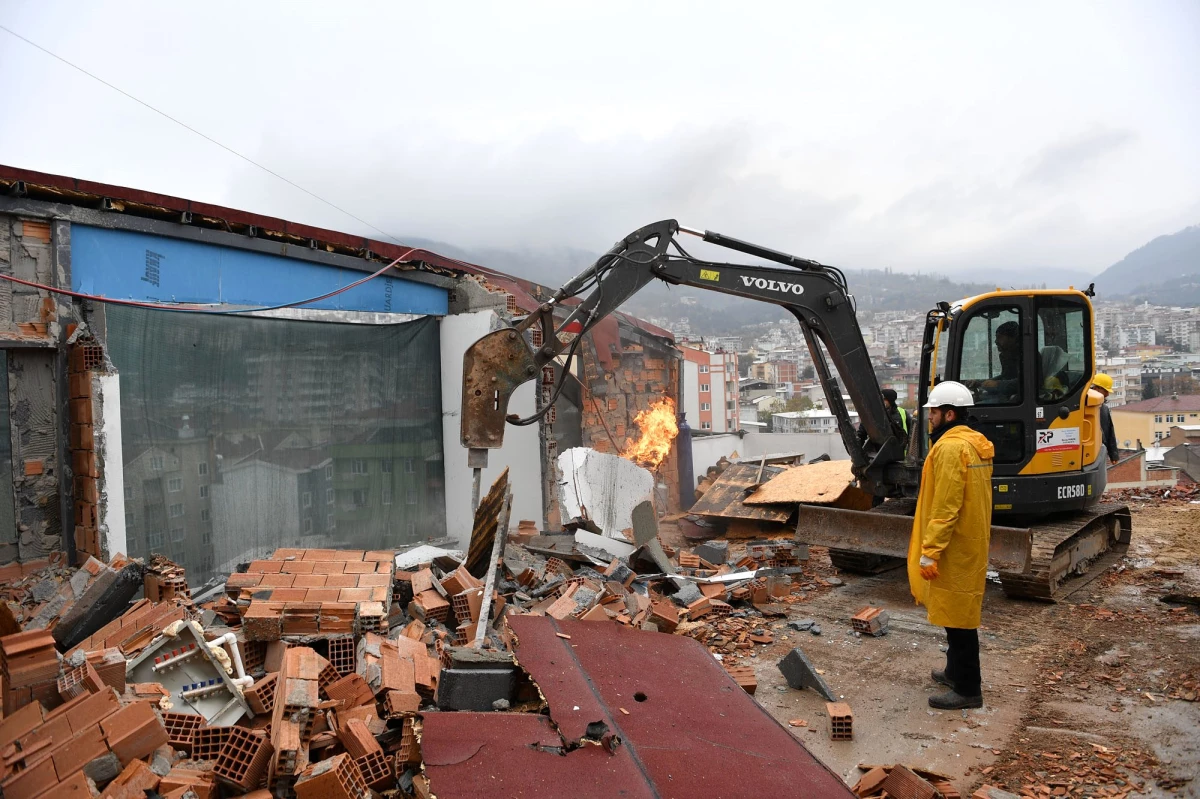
xmin=466 ymin=468 xmax=510 ymax=578
xmin=687 ymin=463 xmax=791 ymax=522
xmin=744 ymin=460 xmax=872 ymax=509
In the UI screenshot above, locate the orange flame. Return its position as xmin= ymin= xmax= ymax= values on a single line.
xmin=621 ymin=397 xmax=679 ymax=469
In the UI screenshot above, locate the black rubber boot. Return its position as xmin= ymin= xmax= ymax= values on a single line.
xmin=929 ymin=690 xmax=983 ymax=710
xmin=931 ymin=669 xmax=953 ymax=688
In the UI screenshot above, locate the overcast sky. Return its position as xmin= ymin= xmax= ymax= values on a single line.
xmin=1 ymin=1 xmax=1198 ymax=277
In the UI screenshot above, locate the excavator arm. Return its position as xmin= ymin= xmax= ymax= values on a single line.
xmin=461 ymin=219 xmax=911 ymax=494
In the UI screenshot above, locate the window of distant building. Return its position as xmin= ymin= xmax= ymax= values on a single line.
xmin=382 ymin=459 xmax=393 ymax=473
xmin=700 ymin=384 xmax=710 ymax=392
xmin=170 ymin=527 xmax=185 ymax=542
xmin=701 ymin=421 xmax=712 ymax=430
xmin=699 ymin=365 xmax=709 ymax=374
xmin=1156 ymin=415 xmax=1163 ymax=423
xmin=200 ymin=509 xmax=210 ymax=523
xmin=701 ymin=403 xmax=710 ymax=411
xmin=199 ymin=485 xmax=208 ymax=499
xmin=327 ymin=514 xmax=335 ymax=529
xmin=150 ymin=456 xmax=163 ymax=471
xmin=148 ymin=531 xmax=164 ymax=549
xmin=326 ymin=488 xmax=334 ymax=505
xmin=303 ymin=518 xmax=313 ymax=534
xmin=198 ymin=462 xmax=208 ymax=476
xmin=407 ymin=487 xmax=417 ymax=505
xmin=326 ymin=464 xmax=334 ymax=480
xmin=404 ymin=458 xmax=415 ymax=473
xmin=382 ymin=488 xmax=392 ymax=506
xmin=168 ymin=478 xmax=182 ymax=492
xmin=125 ymin=509 xmax=134 ymax=527
xmin=353 ymin=489 xmax=368 ymax=507
xmin=352 ymin=460 xmax=368 ymax=475
xmin=124 ymin=486 xmax=134 ymax=501
xmin=302 ymin=492 xmax=312 ymax=509
xmin=169 ymin=503 xmax=184 ymax=518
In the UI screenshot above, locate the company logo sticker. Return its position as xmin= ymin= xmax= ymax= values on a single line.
xmin=1036 ymin=427 xmax=1080 ymax=453
xmin=740 ymin=276 xmax=805 ymax=295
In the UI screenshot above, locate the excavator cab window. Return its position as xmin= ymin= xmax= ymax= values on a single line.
xmin=1036 ymin=298 xmax=1090 ymax=403
xmin=957 ymin=306 xmax=1023 ymax=406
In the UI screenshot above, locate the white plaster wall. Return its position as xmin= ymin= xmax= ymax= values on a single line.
xmin=95 ymin=373 xmax=127 ymax=557
xmin=689 ymin=433 xmax=743 ymax=478
xmin=440 ymin=311 xmax=541 ymax=546
xmin=740 ymin=431 xmax=850 ymax=462
xmin=682 ymin=360 xmax=700 ymax=429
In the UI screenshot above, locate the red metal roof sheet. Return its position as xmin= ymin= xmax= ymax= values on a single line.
xmin=420 ymin=615 xmax=853 ymax=798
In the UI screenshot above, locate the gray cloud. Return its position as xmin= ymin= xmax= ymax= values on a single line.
xmin=1019 ymin=128 xmax=1138 ymax=186
xmin=0 ymin=1 xmax=1197 ymax=280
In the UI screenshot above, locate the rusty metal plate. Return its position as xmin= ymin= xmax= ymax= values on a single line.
xmin=794 ymin=503 xmax=1032 ymax=573
xmin=460 ymin=328 xmax=538 ymax=448
xmin=471 ymin=615 xmax=855 ymax=798
xmin=422 ymin=712 xmax=656 ymax=798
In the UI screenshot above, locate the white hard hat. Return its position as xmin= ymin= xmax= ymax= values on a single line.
xmin=924 ymin=380 xmax=975 ymax=408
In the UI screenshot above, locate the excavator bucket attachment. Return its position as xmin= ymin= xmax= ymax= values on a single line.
xmin=461 ymin=328 xmax=539 ymax=449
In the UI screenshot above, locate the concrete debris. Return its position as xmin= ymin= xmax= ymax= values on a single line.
xmin=778 ymin=647 xmax=838 ymax=701
xmin=557 ymin=447 xmax=655 ymax=536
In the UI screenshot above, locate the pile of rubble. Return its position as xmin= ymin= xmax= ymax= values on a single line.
xmin=0 ymin=472 xmax=864 ymax=798
xmin=1104 ymin=484 xmax=1200 ymax=505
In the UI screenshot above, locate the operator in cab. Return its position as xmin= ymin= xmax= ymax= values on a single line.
xmin=908 ymin=381 xmax=994 ymax=710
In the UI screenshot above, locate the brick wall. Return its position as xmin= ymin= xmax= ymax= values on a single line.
xmin=578 ymin=324 xmax=681 ymax=514
xmin=69 ymin=339 xmax=106 ymax=560
xmin=1107 ymin=451 xmax=1179 ymax=488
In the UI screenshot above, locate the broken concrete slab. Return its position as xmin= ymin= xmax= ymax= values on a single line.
xmin=435 ymin=668 xmax=515 ymax=712
xmin=52 ymin=560 xmax=144 ymax=651
xmin=630 ymin=501 xmax=675 ymax=575
xmin=788 ymin=619 xmax=816 ymax=632
xmin=573 ymin=530 xmax=635 ymax=560
xmin=558 ymin=448 xmax=654 ymax=537
xmin=778 ymin=647 xmax=837 ymax=701
xmin=669 ymin=580 xmax=703 ymax=608
xmin=692 ymin=540 xmax=728 ymax=566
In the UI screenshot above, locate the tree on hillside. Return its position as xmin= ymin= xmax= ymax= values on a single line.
xmin=1143 ymin=379 xmax=1160 ymax=400
xmin=738 ymin=354 xmax=753 ymax=378
xmin=801 ymin=365 xmax=815 ymax=379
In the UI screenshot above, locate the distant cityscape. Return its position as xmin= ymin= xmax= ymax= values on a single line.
xmin=668 ymin=299 xmax=1200 ymax=436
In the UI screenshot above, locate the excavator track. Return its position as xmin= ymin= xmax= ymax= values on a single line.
xmin=997 ymin=502 xmax=1132 ymax=602
xmin=807 ymin=498 xmax=1132 ymax=602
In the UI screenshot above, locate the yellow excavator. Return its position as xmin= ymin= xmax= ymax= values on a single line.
xmin=459 ymin=220 xmax=1131 ymax=601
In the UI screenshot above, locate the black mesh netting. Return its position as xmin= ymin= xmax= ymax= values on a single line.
xmin=106 ymin=307 xmax=445 ymax=586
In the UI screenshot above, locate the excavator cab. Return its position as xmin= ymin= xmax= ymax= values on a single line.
xmin=918 ymin=289 xmax=1109 ymax=519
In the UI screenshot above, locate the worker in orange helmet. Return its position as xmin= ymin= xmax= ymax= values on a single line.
xmin=908 ymin=380 xmax=994 ymax=710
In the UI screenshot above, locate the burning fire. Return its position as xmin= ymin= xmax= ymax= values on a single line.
xmin=621 ymin=397 xmax=679 ymax=469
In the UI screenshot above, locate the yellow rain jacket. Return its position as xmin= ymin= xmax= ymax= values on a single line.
xmin=908 ymin=424 xmax=994 ymax=629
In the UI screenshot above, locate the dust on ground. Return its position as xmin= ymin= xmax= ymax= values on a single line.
xmin=667 ymin=500 xmax=1200 ymax=796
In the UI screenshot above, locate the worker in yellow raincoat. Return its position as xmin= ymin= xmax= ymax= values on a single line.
xmin=908 ymin=380 xmax=994 ymax=710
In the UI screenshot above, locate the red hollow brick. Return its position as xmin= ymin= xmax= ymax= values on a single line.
xmin=213 ymin=726 xmax=274 ymax=791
